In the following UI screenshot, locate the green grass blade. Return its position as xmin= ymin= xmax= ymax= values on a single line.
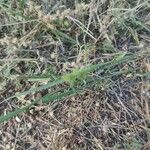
xmin=48 ymin=28 xmax=76 ymax=44
xmin=5 ymin=79 xmax=64 ymax=101
xmin=42 ymin=88 xmax=83 ymax=103
xmin=0 ymin=87 xmax=82 ymax=123
xmin=62 ymin=53 xmax=136 ymax=84
xmin=0 ymin=99 xmax=38 ymax=124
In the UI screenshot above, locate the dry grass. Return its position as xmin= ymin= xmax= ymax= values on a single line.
xmin=0 ymin=0 xmax=150 ymax=149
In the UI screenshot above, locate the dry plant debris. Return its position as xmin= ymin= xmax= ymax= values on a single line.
xmin=0 ymin=0 xmax=150 ymax=149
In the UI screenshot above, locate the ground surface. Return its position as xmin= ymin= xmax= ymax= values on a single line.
xmin=0 ymin=0 xmax=150 ymax=150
